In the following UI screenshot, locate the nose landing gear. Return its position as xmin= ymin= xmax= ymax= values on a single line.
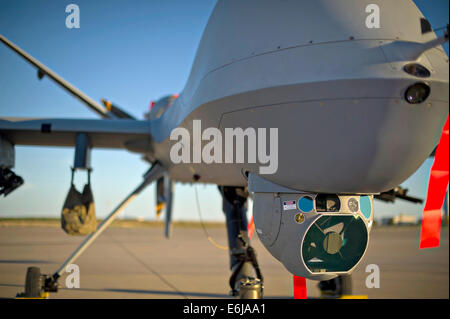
xmin=228 ymin=236 xmax=264 ymax=299
xmin=318 ymin=275 xmax=353 ymax=299
xmin=219 ymin=186 xmax=264 ymax=299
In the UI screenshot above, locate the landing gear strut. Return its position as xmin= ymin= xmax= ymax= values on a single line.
xmin=228 ymin=236 xmax=263 ymax=299
xmin=219 ymin=186 xmax=263 ymax=299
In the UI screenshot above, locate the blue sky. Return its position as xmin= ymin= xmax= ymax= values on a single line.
xmin=0 ymin=0 xmax=448 ymax=222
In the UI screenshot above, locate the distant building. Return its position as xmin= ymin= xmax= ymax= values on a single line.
xmin=381 ymin=213 xmax=417 ymax=226
xmin=392 ymin=213 xmax=417 ymax=225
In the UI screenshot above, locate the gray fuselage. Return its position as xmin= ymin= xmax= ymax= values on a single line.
xmin=147 ymin=0 xmax=448 ymax=194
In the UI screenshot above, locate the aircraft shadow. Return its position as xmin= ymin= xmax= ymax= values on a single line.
xmin=105 ymin=288 xmax=230 ymax=298
xmin=0 ymin=283 xmax=290 ymax=299
xmin=0 ymin=259 xmax=56 ymax=264
xmin=100 ymin=288 xmax=290 ymax=299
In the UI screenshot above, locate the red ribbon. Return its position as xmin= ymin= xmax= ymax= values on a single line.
xmin=420 ymin=116 xmax=449 ymax=249
xmin=293 ymin=275 xmax=307 ymax=299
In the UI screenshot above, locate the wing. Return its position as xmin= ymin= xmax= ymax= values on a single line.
xmin=0 ymin=35 xmax=112 ymax=119
xmin=0 ymin=117 xmax=151 ymax=149
xmin=0 ymin=35 xmax=174 ymax=237
xmin=1 ymin=34 xmax=136 ymax=120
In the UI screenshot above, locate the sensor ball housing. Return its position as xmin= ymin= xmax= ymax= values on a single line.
xmin=249 ymin=173 xmax=373 ymax=281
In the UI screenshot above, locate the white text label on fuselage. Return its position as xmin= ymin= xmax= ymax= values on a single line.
xmin=170 ymin=120 xmax=278 ymax=174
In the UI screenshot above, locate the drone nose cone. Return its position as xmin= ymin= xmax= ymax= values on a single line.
xmin=185 ymin=0 xmax=431 ymax=88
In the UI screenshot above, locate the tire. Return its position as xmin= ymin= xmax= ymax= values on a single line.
xmin=238 ymin=277 xmax=263 ymax=299
xmin=24 ymin=267 xmax=42 ymax=297
xmin=318 ymin=274 xmax=353 ymax=297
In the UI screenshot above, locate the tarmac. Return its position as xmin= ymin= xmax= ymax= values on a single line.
xmin=0 ymin=224 xmax=448 ymax=299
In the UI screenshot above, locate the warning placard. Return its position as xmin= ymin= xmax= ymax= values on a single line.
xmin=283 ymin=200 xmax=296 ymax=211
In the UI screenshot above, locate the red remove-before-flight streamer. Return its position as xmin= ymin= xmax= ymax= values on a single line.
xmin=420 ymin=116 xmax=449 ymax=249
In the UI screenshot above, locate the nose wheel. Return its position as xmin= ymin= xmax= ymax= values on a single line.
xmin=238 ymin=275 xmax=263 ymax=299
xmin=318 ymin=275 xmax=352 ymax=298
xmin=229 ymin=244 xmax=264 ymax=299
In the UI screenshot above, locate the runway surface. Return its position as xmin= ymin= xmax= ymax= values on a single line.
xmin=0 ymin=224 xmax=448 ymax=299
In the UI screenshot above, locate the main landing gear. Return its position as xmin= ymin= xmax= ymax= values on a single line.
xmin=16 ymin=163 xmax=166 ymax=298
